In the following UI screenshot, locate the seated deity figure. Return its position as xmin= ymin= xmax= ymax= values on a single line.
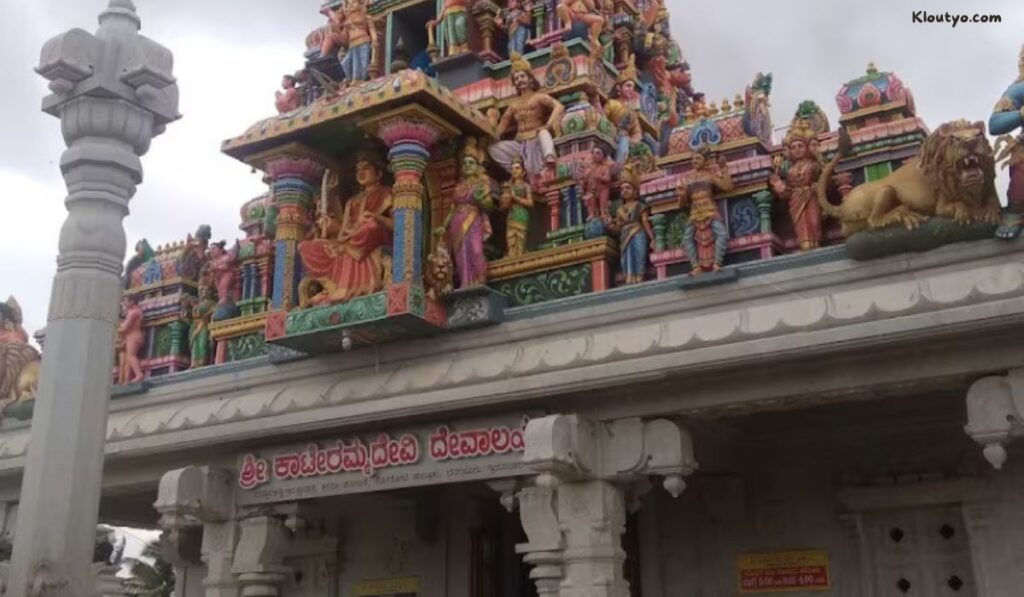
xmin=275 ymin=74 xmax=301 ymax=114
xmin=342 ymin=0 xmax=377 ymax=83
xmin=298 ymin=150 xmax=394 ymax=305
xmin=489 ymin=53 xmax=565 ymax=185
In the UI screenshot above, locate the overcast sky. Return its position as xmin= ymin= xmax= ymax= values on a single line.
xmin=1 ymin=0 xmax=1022 ymax=337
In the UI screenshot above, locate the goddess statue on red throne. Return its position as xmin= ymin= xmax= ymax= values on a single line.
xmin=298 ymin=149 xmax=394 ymax=306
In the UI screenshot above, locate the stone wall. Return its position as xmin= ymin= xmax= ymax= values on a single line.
xmin=637 ymin=398 xmax=1024 ymax=597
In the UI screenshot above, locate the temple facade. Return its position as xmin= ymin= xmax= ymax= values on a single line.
xmin=2 ymin=0 xmax=1024 ymax=596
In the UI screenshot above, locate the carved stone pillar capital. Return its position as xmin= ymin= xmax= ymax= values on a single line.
xmin=522 ymin=414 xmax=699 ymax=496
xmin=232 ymin=516 xmax=292 ymax=597
xmin=10 ymin=1 xmax=179 ymax=591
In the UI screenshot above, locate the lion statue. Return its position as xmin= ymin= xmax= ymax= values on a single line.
xmin=818 ymin=120 xmax=1003 ymax=236
xmin=0 ymin=297 xmax=41 ymax=418
xmin=424 ymin=241 xmax=454 ymax=301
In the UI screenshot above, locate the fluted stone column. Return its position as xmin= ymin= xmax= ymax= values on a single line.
xmin=9 ymin=1 xmax=179 ymax=594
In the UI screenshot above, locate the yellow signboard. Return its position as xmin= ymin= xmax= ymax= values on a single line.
xmin=355 ymin=577 xmax=420 ymax=596
xmin=737 ymin=550 xmax=831 ymax=594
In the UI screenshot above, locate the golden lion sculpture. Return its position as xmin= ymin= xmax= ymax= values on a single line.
xmin=0 ymin=297 xmax=40 ymax=417
xmin=818 ymin=120 xmax=1003 ymax=236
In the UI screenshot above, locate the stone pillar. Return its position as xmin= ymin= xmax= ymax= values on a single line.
xmin=10 ymin=2 xmax=179 ymax=593
xmin=517 ymin=484 xmax=564 ymax=597
xmin=203 ymin=521 xmax=242 ymax=597
xmin=518 ymin=416 xmax=698 ymax=597
xmin=547 ymin=188 xmax=562 ymax=232
xmin=752 ymin=189 xmax=774 ymax=234
xmin=472 ymin=0 xmax=501 ymax=62
xmin=263 ymin=155 xmax=325 ymax=310
xmin=232 ymin=516 xmax=291 ymax=597
xmin=155 ymin=466 xmax=238 ymax=597
xmin=558 ymin=480 xmax=629 ymax=597
xmin=374 ymin=119 xmax=443 ymax=286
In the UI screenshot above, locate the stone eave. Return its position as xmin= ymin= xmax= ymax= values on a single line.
xmin=0 ymin=239 xmax=1022 ymax=475
xmin=220 ymin=69 xmax=495 ymax=163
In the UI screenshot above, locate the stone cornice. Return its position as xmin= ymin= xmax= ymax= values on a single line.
xmin=0 ymin=239 xmax=1022 ymax=473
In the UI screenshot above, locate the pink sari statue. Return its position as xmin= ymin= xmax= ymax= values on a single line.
xmin=442 ymin=140 xmax=495 ymax=289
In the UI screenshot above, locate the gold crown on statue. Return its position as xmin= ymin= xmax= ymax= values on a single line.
xmin=510 ymin=52 xmax=532 ymax=75
xmin=783 ymin=119 xmax=818 ymax=146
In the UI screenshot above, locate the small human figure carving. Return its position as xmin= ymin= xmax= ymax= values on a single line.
xmin=188 ymin=285 xmax=216 ymax=369
xmin=428 ymin=0 xmax=472 ymax=56
xmin=116 ymin=295 xmax=145 ymax=385
xmin=275 ymin=74 xmax=301 ymax=114
xmin=556 ymin=0 xmax=604 ymax=54
xmin=204 ymin=240 xmax=241 ymax=321
xmin=319 ymin=2 xmax=348 ymax=59
xmin=496 ymin=0 xmax=532 ymax=56
xmin=500 ymin=157 xmax=535 ymax=258
xmin=342 ymin=0 xmax=377 ymax=83
xmin=606 ymin=166 xmax=653 ymax=284
xmin=581 ymin=146 xmax=616 ymax=221
xmin=677 ymin=147 xmax=732 ymax=275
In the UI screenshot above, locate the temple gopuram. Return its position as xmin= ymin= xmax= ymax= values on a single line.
xmin=3 ymin=2 xmax=1024 ymax=596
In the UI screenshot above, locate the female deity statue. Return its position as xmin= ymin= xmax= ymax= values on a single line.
xmin=604 ymin=58 xmax=644 ymax=165
xmin=989 ymin=44 xmax=1024 ymax=239
xmin=581 ymin=145 xmax=616 ymax=221
xmin=439 ymin=139 xmax=496 ymax=288
xmin=299 ymin=149 xmax=394 ymax=305
xmin=606 ymin=166 xmax=653 ymax=284
xmin=205 ymin=240 xmax=240 ymax=321
xmin=500 ymin=157 xmax=535 ymax=258
xmin=769 ymin=120 xmax=824 ymax=251
xmin=677 ymin=147 xmax=732 ymax=275
xmin=116 ymin=295 xmax=145 ymax=385
xmin=189 ymin=286 xmax=217 ymax=369
xmin=495 ymin=0 xmax=532 ymax=56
